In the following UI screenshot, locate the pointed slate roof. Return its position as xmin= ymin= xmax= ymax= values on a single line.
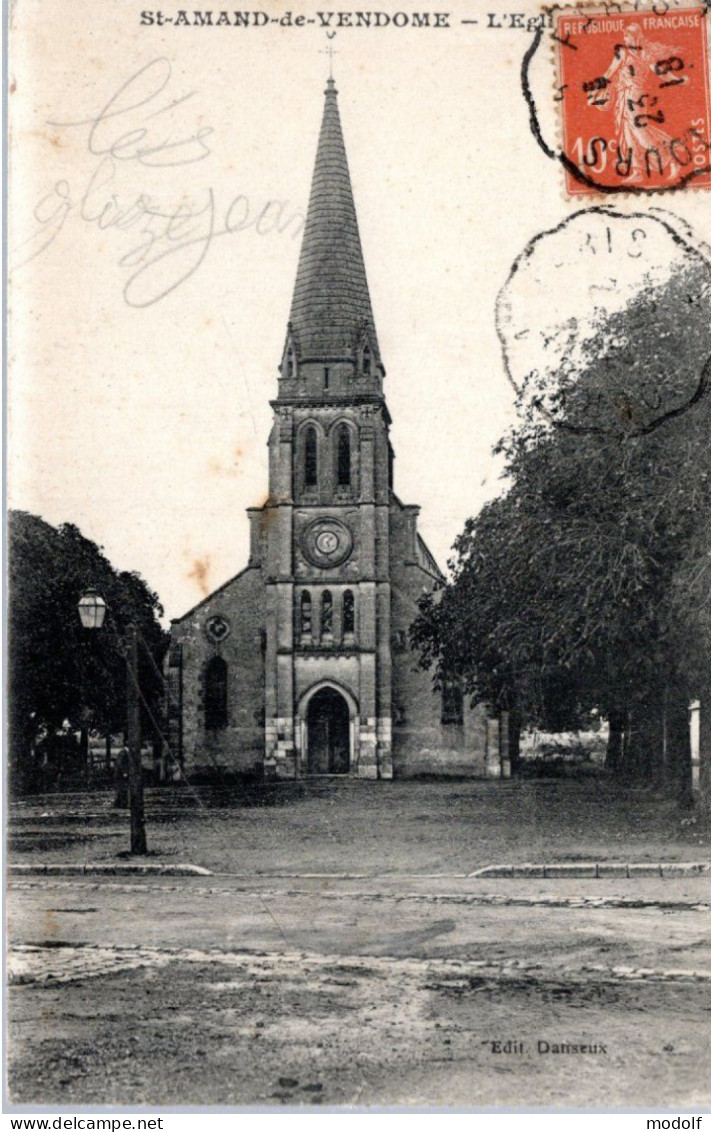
xmin=288 ymin=79 xmax=380 ymax=362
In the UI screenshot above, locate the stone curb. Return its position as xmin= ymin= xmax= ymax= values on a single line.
xmin=7 ymin=863 xmax=212 ymax=877
xmin=8 ymin=862 xmax=708 ymax=880
xmin=469 ymin=862 xmax=711 ymax=879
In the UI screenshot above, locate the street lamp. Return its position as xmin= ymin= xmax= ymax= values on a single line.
xmin=78 ymin=590 xmax=147 ymax=855
xmin=77 ymin=589 xmax=107 ymax=630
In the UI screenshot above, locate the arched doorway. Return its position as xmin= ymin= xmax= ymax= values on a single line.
xmin=306 ymin=687 xmax=350 ymax=774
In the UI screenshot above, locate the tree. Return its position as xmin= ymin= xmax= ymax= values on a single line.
xmin=8 ymin=511 xmax=168 ymax=793
xmin=412 ymin=262 xmax=711 ymax=800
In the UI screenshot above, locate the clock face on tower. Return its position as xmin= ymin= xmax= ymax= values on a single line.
xmin=316 ymin=530 xmax=339 ymax=554
xmin=301 ymin=517 xmax=353 ymax=568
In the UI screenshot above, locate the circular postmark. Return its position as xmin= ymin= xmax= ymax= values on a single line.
xmin=522 ymin=1 xmax=711 ymax=196
xmin=496 ymin=207 xmax=711 ymax=435
xmin=301 ymin=517 xmax=354 ymax=568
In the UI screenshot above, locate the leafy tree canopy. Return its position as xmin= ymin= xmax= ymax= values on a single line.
xmin=8 ymin=510 xmax=168 ymax=790
xmin=412 ymin=258 xmax=711 ymax=748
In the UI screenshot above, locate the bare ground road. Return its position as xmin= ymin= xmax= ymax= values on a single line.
xmin=7 ymin=873 xmax=711 ymax=1108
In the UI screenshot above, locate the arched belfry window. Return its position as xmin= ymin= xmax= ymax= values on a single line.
xmin=205 ymin=656 xmax=228 ymax=730
xmin=336 ymin=425 xmax=351 ymax=487
xmin=321 ymin=591 xmax=333 ymax=636
xmin=362 ymin=345 xmax=371 ymax=376
xmin=300 ymin=591 xmax=312 ymax=636
xmin=304 ymin=426 xmax=318 ymax=488
xmin=343 ymin=590 xmax=355 ymax=636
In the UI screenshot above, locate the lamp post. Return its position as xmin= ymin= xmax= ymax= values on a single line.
xmin=78 ymin=590 xmax=148 ymax=855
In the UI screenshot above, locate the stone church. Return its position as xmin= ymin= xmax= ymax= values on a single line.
xmin=167 ymin=77 xmax=497 ymax=780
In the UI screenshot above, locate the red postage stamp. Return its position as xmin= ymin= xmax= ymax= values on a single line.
xmin=556 ymin=5 xmax=711 ymax=194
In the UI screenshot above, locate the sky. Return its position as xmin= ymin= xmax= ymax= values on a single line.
xmin=9 ymin=0 xmax=711 ymax=621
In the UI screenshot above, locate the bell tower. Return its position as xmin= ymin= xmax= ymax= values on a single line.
xmin=169 ymin=71 xmax=489 ymax=783
xmin=256 ymin=76 xmax=395 ymax=779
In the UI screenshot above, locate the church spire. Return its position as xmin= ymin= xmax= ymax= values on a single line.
xmin=285 ymin=78 xmax=381 ymax=371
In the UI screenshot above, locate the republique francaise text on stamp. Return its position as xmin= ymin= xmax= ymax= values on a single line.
xmin=554 ymin=3 xmax=711 ymax=194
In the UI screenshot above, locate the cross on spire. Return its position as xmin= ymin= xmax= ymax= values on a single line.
xmin=319 ymin=41 xmax=338 ymax=79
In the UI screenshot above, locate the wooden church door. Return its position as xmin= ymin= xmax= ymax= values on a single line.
xmin=307 ymin=688 xmax=350 ymax=774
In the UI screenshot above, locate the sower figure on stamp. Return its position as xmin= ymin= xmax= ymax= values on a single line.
xmin=113 ymin=745 xmax=129 ymax=809
xmin=590 ymin=24 xmax=679 ymax=182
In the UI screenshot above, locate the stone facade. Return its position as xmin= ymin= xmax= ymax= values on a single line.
xmin=168 ymin=78 xmax=494 ymax=780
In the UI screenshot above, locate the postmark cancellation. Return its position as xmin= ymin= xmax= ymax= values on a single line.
xmin=551 ymin=3 xmax=711 ymax=194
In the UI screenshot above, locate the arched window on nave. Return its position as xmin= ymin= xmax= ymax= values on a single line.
xmin=204 ymin=656 xmax=228 ymax=730
xmin=441 ymin=680 xmax=463 ymax=726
